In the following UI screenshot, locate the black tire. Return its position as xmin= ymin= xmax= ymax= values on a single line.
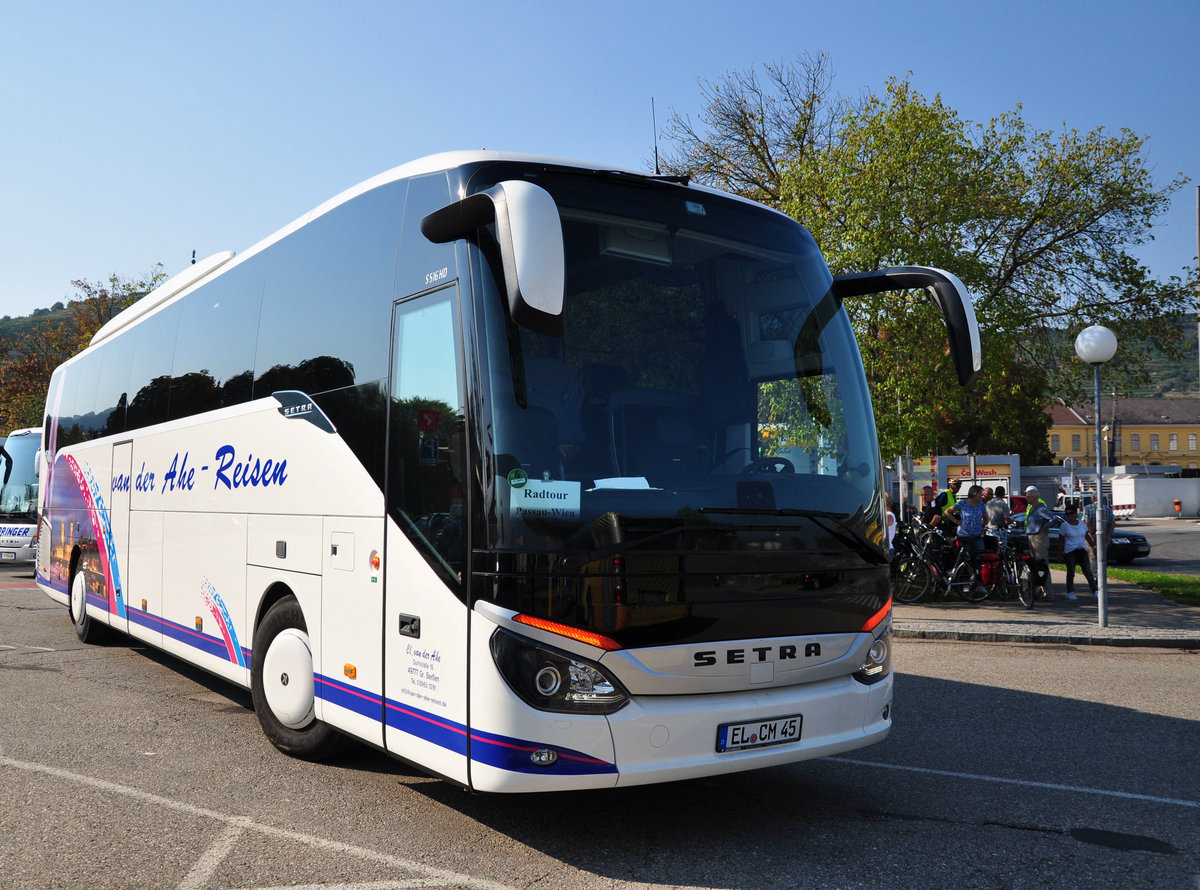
xmin=1016 ymin=563 xmax=1036 ymax=609
xmin=892 ymin=556 xmax=930 ymax=603
xmin=949 ymin=558 xmax=988 ymax=603
xmin=994 ymin=559 xmax=1017 ymax=602
xmin=69 ymin=565 xmax=109 ymax=644
xmin=251 ymin=595 xmax=340 ymax=759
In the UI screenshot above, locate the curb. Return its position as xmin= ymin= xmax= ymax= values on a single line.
xmin=894 ymin=622 xmax=1200 ymax=649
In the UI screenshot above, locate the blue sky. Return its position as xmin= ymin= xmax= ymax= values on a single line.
xmin=1 ymin=0 xmax=1196 ymax=319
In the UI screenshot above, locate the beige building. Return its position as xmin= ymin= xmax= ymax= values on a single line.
xmin=1046 ymin=397 xmax=1200 ymax=470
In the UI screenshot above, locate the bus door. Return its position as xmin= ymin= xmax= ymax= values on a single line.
xmin=382 ymin=285 xmax=471 ymax=786
xmin=106 ymin=442 xmax=133 ymax=636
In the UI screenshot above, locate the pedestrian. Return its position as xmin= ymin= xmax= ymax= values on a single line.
xmin=1023 ymin=485 xmax=1055 ymax=599
xmin=944 ymin=484 xmax=988 ymax=553
xmin=986 ymin=484 xmax=1012 ymax=548
xmin=1059 ymin=504 xmax=1096 ymax=602
xmin=935 ymin=477 xmax=963 ymax=515
xmin=918 ymin=485 xmax=942 ymax=528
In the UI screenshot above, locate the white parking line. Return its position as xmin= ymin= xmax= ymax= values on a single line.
xmin=180 ymin=822 xmax=249 ymax=890
xmin=1 ymin=755 xmax=514 ymax=890
xmin=829 ymin=756 xmax=1200 ymax=809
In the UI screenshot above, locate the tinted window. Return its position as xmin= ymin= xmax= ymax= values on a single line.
xmin=254 ymin=180 xmax=406 ymax=396
xmin=48 ymin=365 xmax=83 ymax=448
xmin=126 ymin=305 xmax=181 ymax=430
xmin=63 ymin=351 xmax=102 ymax=442
xmin=95 ymin=328 xmax=135 ymax=437
xmin=170 ymin=256 xmax=264 ymax=419
xmin=395 ymin=172 xmax=456 ymax=298
xmin=316 ymin=380 xmax=389 ymax=492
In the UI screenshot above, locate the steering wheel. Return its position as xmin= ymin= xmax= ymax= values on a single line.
xmin=742 ymin=457 xmax=795 ymax=475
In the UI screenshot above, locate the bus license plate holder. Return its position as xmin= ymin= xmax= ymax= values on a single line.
xmin=716 ymin=714 xmax=802 ymax=753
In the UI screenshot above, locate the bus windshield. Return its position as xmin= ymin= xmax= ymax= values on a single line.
xmin=473 ymin=168 xmax=881 ymax=560
xmin=0 ymin=431 xmax=40 ymax=522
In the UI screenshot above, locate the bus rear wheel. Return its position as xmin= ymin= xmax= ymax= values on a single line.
xmin=69 ymin=568 xmax=109 ymax=644
xmin=251 ymin=595 xmax=340 ymax=759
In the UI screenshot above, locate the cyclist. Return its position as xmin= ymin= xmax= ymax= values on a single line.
xmin=944 ymin=484 xmax=988 ymax=553
xmin=1023 ymin=485 xmax=1056 ymax=599
xmin=985 ymin=484 xmax=1012 ymax=548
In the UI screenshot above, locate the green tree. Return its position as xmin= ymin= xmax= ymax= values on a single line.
xmin=662 ymin=59 xmax=1196 ymax=463
xmin=0 ymin=267 xmax=164 ymax=430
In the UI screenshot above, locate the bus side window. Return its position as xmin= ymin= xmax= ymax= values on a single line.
xmin=254 ymin=180 xmax=407 ymax=397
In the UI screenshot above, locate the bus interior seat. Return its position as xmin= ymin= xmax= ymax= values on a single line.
xmin=608 ymin=389 xmax=709 ymax=487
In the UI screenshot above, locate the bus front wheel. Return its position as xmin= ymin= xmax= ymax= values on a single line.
xmin=69 ymin=569 xmax=108 ymax=644
xmin=251 ymin=595 xmax=340 ymax=759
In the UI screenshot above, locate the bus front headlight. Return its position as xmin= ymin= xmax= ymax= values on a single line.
xmin=490 ymin=628 xmax=629 ymax=714
xmin=853 ymin=627 xmax=892 ymax=685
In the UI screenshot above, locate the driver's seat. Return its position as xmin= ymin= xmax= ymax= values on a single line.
xmin=628 ymin=406 xmax=709 ymax=489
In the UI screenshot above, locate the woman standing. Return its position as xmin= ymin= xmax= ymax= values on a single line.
xmin=1060 ymin=504 xmax=1097 ymax=602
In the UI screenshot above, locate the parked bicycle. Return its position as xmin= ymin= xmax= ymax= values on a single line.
xmin=892 ymin=526 xmax=990 ymax=603
xmin=892 ymin=523 xmax=1040 ymax=607
xmin=986 ymin=532 xmax=1036 ymax=608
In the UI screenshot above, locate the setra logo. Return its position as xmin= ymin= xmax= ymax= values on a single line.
xmin=693 ymin=642 xmax=822 ymax=667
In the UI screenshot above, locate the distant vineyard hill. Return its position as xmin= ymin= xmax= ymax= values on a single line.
xmin=1129 ymin=313 xmax=1200 ymax=397
xmin=0 ymin=304 xmax=73 ymax=343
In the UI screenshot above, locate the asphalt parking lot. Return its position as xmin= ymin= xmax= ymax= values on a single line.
xmin=3 ymin=562 xmax=1198 ymax=889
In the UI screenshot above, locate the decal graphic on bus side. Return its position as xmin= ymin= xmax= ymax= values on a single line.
xmin=64 ymin=455 xmax=126 ymax=620
xmin=201 ymin=577 xmax=246 ymax=668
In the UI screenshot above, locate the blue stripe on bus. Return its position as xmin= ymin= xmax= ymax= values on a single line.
xmin=383 ymin=696 xmax=470 ymax=757
xmin=316 ymin=674 xmax=384 ymax=721
xmin=380 ymin=692 xmax=616 ymax=776
xmin=467 ymin=726 xmax=618 ymax=776
xmin=161 ymin=613 xmax=240 ymax=662
xmin=64 ymin=592 xmax=618 ymax=779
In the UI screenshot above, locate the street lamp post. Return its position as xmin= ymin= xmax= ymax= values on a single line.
xmin=1074 ymin=325 xmax=1118 ymax=628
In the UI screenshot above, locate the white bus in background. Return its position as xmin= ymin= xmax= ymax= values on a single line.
xmin=37 ymin=151 xmax=979 ymax=792
xmin=1 ymin=428 xmax=40 ymax=564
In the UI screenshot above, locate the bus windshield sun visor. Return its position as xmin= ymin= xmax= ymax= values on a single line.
xmin=421 ymin=180 xmax=566 ymax=336
xmin=831 ymin=266 xmax=981 ymax=386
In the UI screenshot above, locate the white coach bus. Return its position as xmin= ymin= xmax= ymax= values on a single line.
xmin=37 ymin=151 xmax=979 ymax=792
xmin=1 ymin=427 xmax=41 ymax=563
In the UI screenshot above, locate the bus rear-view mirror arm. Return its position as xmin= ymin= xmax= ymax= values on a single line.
xmin=421 ymin=180 xmax=566 ymax=336
xmin=831 ymin=266 xmax=982 ymax=386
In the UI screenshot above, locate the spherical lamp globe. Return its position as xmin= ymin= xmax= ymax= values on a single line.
xmin=1074 ymin=325 xmax=1118 ymax=365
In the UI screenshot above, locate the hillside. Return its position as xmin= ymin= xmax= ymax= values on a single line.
xmin=0 ymin=305 xmax=73 ymax=344
xmin=1132 ymin=314 xmax=1200 ymax=396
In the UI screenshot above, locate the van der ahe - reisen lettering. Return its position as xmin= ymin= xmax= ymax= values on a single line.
xmin=111 ymin=445 xmax=288 ymax=494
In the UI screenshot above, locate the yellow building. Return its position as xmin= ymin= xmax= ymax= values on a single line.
xmin=1046 ymin=397 xmax=1200 ymax=470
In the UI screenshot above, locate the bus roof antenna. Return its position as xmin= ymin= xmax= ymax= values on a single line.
xmin=652 ymin=97 xmax=660 ymax=175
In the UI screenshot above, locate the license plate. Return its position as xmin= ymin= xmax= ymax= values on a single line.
xmin=1 ymin=552 xmax=14 ymax=560
xmin=716 ymin=714 xmax=802 ymax=753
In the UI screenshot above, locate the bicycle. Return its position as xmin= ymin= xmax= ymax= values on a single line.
xmin=986 ymin=533 xmax=1036 ymax=608
xmin=945 ymin=536 xmax=991 ymax=603
xmin=892 ymin=526 xmax=988 ymax=603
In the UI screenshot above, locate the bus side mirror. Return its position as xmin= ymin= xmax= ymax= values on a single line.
xmin=421 ymin=180 xmax=565 ymax=336
xmin=832 ymin=266 xmax=982 ymax=386
xmin=34 ymin=450 xmax=41 ymax=478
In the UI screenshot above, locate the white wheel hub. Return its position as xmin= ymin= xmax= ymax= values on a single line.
xmin=262 ymin=628 xmax=315 ymax=729
xmin=71 ymin=573 xmax=87 ymax=624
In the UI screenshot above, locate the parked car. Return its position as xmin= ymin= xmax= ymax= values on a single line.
xmin=1009 ymin=511 xmax=1151 ymax=564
